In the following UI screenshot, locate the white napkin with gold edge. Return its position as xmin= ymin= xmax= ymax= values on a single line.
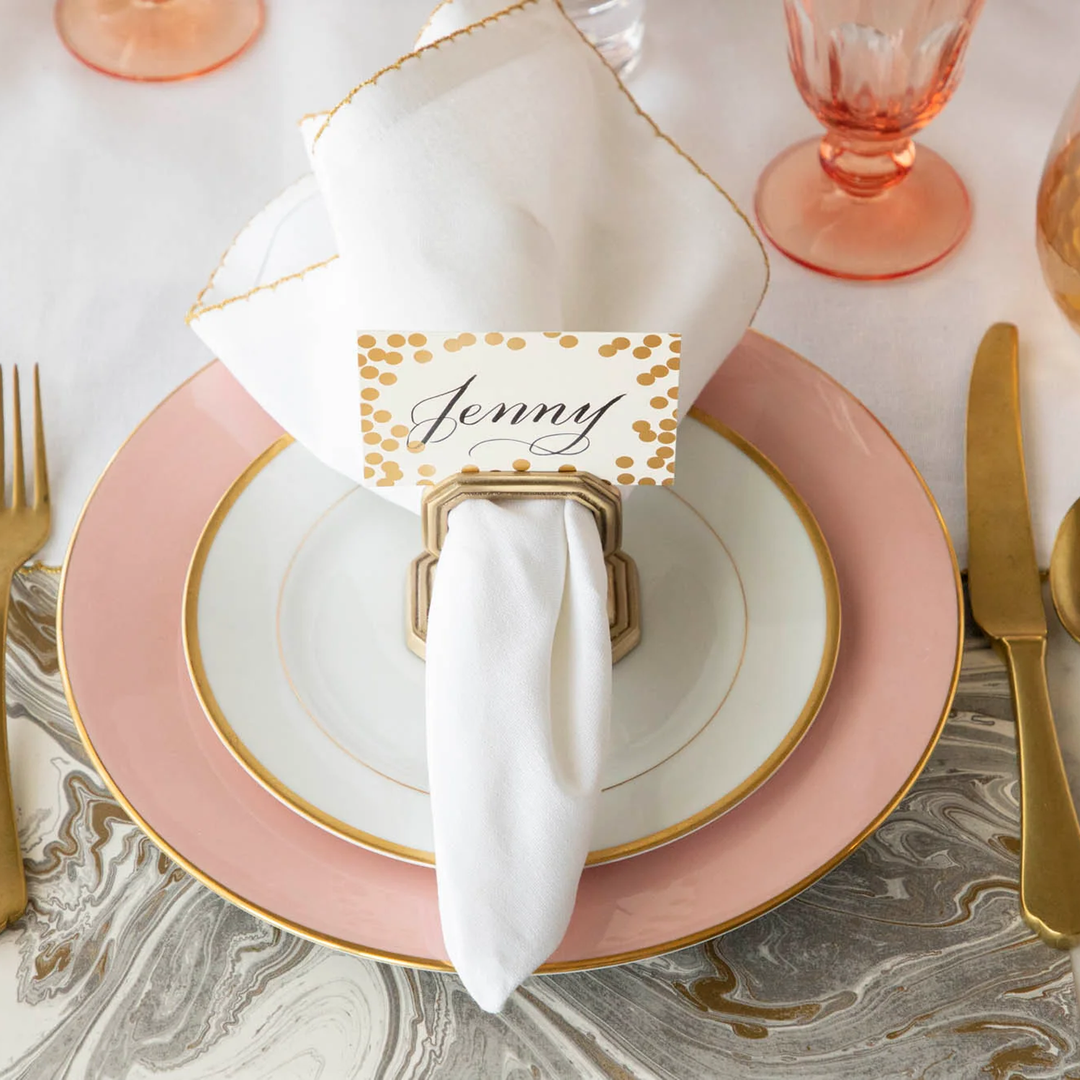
xmin=188 ymin=0 xmax=766 ymax=1011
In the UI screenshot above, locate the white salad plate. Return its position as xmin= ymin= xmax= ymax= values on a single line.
xmin=183 ymin=412 xmax=839 ymax=865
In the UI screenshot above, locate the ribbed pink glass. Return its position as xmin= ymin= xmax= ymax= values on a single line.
xmin=756 ymin=0 xmax=984 ymax=280
xmin=55 ymin=0 xmax=263 ymax=83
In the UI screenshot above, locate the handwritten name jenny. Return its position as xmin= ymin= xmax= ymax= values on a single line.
xmin=408 ymin=375 xmax=626 ymax=457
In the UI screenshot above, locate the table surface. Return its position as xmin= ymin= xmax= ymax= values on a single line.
xmin=0 ymin=568 xmax=1076 ymax=1080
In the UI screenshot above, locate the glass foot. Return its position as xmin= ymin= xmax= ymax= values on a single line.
xmin=55 ymin=0 xmax=263 ymax=83
xmin=755 ymin=137 xmax=972 ymax=281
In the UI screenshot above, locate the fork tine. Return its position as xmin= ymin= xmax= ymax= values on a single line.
xmin=32 ymin=366 xmax=47 ymax=511
xmin=11 ymin=368 xmax=24 ymax=511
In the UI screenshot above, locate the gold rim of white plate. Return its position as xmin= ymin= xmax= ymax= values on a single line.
xmin=181 ymin=412 xmax=841 ymax=866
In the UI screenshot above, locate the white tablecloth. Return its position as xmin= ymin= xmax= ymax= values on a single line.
xmin=5 ymin=0 xmax=1079 ymax=566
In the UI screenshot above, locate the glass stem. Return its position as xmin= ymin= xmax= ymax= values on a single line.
xmin=819 ymin=133 xmax=916 ymax=197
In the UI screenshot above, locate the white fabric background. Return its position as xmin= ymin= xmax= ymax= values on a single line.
xmin=2 ymin=0 xmax=1078 ymax=565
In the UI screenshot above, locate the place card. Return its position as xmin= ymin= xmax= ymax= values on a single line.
xmin=357 ymin=332 xmax=680 ymax=488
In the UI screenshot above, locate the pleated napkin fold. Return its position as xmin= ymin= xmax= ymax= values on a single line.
xmin=188 ymin=0 xmax=767 ymax=1011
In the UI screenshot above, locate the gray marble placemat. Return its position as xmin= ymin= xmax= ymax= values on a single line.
xmin=0 ymin=570 xmax=1076 ymax=1079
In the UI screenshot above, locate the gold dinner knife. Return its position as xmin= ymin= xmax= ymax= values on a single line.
xmin=967 ymin=322 xmax=1080 ymax=948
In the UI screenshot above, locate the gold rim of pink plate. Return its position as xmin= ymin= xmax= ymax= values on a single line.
xmin=57 ymin=333 xmax=963 ymax=973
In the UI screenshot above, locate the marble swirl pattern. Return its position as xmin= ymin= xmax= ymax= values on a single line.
xmin=0 ymin=570 xmax=1077 ymax=1078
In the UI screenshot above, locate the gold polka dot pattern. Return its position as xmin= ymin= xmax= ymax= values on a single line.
xmin=357 ymin=332 xmax=432 ymax=484
xmin=604 ymin=331 xmax=680 ymax=485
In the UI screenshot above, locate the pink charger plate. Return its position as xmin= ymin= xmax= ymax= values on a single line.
xmin=58 ymin=330 xmax=962 ymax=972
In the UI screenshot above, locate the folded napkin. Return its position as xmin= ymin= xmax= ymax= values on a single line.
xmin=189 ymin=0 xmax=766 ymax=1011
xmin=427 ymin=498 xmax=611 ymax=1009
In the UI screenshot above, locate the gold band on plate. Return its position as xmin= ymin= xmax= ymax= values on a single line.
xmin=56 ymin=346 xmax=963 ymax=973
xmin=181 ymin=413 xmax=841 ymax=868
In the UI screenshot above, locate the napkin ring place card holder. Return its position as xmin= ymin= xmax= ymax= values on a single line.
xmin=357 ymin=329 xmax=679 ymax=664
xmin=407 ymin=470 xmax=641 ymax=663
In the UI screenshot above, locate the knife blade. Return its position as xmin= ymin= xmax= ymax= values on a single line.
xmin=967 ymin=323 xmax=1046 ymax=640
xmin=966 ymin=321 xmax=1080 ymax=949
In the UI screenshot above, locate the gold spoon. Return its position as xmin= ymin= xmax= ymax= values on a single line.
xmin=1052 ymin=497 xmax=1080 ymax=641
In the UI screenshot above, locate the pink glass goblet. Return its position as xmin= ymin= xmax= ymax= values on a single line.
xmin=55 ymin=0 xmax=264 ymax=83
xmin=755 ymin=0 xmax=984 ymax=281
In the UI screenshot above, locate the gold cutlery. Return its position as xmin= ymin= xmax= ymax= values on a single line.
xmin=0 ymin=368 xmax=50 ymax=930
xmin=967 ymin=323 xmax=1080 ymax=949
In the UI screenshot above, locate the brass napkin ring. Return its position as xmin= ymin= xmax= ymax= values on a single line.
xmin=407 ymin=471 xmax=641 ymax=663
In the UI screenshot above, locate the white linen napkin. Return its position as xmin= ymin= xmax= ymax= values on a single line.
xmin=188 ymin=0 xmax=766 ymax=1010
xmin=427 ymin=498 xmax=611 ymax=1010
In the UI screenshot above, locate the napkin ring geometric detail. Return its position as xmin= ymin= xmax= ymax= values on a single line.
xmin=407 ymin=471 xmax=641 ymax=664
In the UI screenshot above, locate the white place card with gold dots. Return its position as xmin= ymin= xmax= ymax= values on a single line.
xmin=357 ymin=332 xmax=681 ymax=488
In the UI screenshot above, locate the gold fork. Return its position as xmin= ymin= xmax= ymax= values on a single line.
xmin=0 ymin=367 xmax=50 ymax=930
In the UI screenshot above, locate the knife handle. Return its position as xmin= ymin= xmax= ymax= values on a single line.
xmin=1002 ymin=636 xmax=1080 ymax=948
